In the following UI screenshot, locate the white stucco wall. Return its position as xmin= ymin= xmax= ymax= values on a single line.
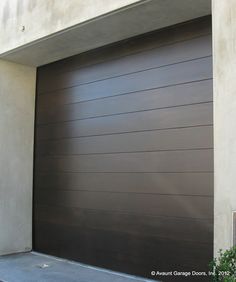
xmin=0 ymin=59 xmax=36 ymax=255
xmin=213 ymin=0 xmax=236 ymax=254
xmin=0 ymin=0 xmax=140 ymax=54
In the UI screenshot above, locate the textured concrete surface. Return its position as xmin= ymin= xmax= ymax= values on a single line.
xmin=212 ymin=0 xmax=236 ymax=254
xmin=0 ymin=0 xmax=140 ymax=54
xmin=0 ymin=0 xmax=211 ymax=66
xmin=0 ymin=59 xmax=36 ymax=255
xmin=0 ymin=252 xmax=154 ymax=282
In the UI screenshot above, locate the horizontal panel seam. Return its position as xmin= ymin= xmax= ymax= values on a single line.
xmin=34 ymin=188 xmax=213 ymax=197
xmin=36 ymin=124 xmax=213 ymax=142
xmin=35 ymin=171 xmax=214 ymax=174
xmin=35 ymin=147 xmax=213 ymax=158
xmin=35 ymin=171 xmax=214 ymax=176
xmin=36 ymin=148 xmax=213 ymax=159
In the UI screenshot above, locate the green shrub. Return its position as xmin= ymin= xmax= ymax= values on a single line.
xmin=209 ymin=246 xmax=236 ymax=282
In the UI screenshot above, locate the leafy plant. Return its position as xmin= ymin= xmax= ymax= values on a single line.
xmin=209 ymin=246 xmax=236 ymax=281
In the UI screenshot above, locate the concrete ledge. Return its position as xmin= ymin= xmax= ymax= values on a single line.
xmin=0 ymin=0 xmax=211 ymax=66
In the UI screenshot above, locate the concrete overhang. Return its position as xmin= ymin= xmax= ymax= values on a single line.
xmin=0 ymin=0 xmax=211 ymax=66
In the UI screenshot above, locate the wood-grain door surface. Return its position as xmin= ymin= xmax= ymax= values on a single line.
xmin=34 ymin=16 xmax=213 ymax=281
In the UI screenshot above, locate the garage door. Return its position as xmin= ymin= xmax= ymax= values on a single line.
xmin=34 ymin=16 xmax=213 ymax=280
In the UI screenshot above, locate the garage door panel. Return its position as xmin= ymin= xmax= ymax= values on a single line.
xmin=37 ymin=80 xmax=213 ymax=124
xmin=34 ymin=222 xmax=212 ymax=277
xmin=36 ymin=126 xmax=213 ymax=156
xmin=35 ymin=172 xmax=213 ymax=196
xmin=37 ymin=103 xmax=213 ymax=140
xmin=35 ymin=189 xmax=213 ymax=218
xmin=35 ymin=221 xmax=212 ymax=261
xmin=34 ymin=206 xmax=213 ymax=243
xmin=38 ymin=35 xmax=212 ymax=94
xmin=36 ymin=149 xmax=213 ymax=173
xmin=37 ymin=57 xmax=212 ymax=106
xmin=37 ymin=78 xmax=212 ymax=110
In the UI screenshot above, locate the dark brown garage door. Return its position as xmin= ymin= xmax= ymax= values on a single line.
xmin=34 ymin=16 xmax=213 ymax=280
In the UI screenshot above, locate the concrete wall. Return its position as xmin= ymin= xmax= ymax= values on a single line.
xmin=213 ymin=0 xmax=236 ymax=254
xmin=0 ymin=59 xmax=36 ymax=255
xmin=0 ymin=0 xmax=140 ymax=54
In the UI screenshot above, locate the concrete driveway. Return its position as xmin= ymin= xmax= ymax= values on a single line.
xmin=0 ymin=252 xmax=155 ymax=282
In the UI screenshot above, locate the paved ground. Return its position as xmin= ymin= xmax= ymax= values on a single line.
xmin=0 ymin=252 xmax=154 ymax=282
